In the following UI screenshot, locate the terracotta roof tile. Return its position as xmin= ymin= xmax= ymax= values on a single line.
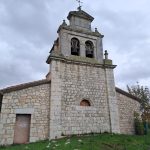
xmin=115 ymin=87 xmax=140 ymax=102
xmin=0 ymin=79 xmax=50 ymax=94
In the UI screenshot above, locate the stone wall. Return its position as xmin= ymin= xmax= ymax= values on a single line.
xmin=0 ymin=83 xmax=50 ymax=145
xmin=50 ymin=59 xmax=111 ymax=139
xmin=59 ymin=28 xmax=103 ymax=63
xmin=70 ymin=16 xmax=91 ymax=30
xmin=116 ymin=91 xmax=140 ymax=134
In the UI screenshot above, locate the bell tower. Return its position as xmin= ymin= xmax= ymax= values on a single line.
xmin=48 ymin=7 xmax=104 ymax=63
xmin=47 ymin=8 xmax=120 ymax=139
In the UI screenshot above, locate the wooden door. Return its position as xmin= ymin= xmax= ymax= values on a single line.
xmin=14 ymin=114 xmax=31 ymax=144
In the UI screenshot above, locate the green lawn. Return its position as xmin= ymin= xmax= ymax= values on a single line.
xmin=0 ymin=133 xmax=150 ymax=150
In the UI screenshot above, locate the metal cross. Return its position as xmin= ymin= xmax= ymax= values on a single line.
xmin=76 ymin=0 xmax=83 ymax=8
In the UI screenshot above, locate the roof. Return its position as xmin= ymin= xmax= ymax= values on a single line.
xmin=67 ymin=9 xmax=94 ymax=21
xmin=0 ymin=79 xmax=50 ymax=94
xmin=115 ymin=87 xmax=140 ymax=102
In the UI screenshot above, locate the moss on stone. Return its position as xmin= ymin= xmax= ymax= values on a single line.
xmin=66 ymin=55 xmax=100 ymax=64
xmin=103 ymin=59 xmax=113 ymax=65
xmin=50 ymin=52 xmax=101 ymax=64
xmin=50 ymin=51 xmax=65 ymax=58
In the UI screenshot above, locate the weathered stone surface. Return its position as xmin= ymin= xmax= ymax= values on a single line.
xmin=59 ymin=28 xmax=103 ymax=63
xmin=116 ymin=92 xmax=140 ymax=134
xmin=49 ymin=59 xmax=113 ymax=139
xmin=105 ymin=68 xmax=120 ymax=134
xmin=0 ymin=84 xmax=50 ymax=145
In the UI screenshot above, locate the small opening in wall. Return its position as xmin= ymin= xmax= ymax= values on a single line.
xmin=80 ymin=99 xmax=91 ymax=106
xmin=0 ymin=94 xmax=3 ymax=113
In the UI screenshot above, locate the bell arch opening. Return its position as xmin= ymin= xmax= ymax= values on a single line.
xmin=85 ymin=41 xmax=94 ymax=58
xmin=71 ymin=38 xmax=80 ymax=56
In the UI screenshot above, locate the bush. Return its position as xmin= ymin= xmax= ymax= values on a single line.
xmin=134 ymin=112 xmax=144 ymax=135
xmin=135 ymin=119 xmax=144 ymax=135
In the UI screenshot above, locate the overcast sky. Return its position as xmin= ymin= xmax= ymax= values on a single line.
xmin=0 ymin=0 xmax=150 ymax=90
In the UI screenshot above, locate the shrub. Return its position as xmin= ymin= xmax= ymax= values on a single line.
xmin=134 ymin=112 xmax=144 ymax=135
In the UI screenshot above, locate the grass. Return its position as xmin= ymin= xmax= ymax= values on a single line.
xmin=0 ymin=133 xmax=150 ymax=150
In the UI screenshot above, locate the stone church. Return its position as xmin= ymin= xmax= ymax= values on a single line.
xmin=0 ymin=8 xmax=140 ymax=145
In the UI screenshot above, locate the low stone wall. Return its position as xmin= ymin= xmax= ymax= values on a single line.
xmin=0 ymin=83 xmax=50 ymax=145
xmin=116 ymin=91 xmax=140 ymax=134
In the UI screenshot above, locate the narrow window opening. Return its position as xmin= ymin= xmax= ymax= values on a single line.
xmin=71 ymin=38 xmax=80 ymax=56
xmin=85 ymin=41 xmax=94 ymax=58
xmin=80 ymin=99 xmax=91 ymax=106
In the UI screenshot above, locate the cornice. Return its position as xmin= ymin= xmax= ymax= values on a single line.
xmin=48 ymin=55 xmax=116 ymax=69
xmin=57 ymin=25 xmax=104 ymax=38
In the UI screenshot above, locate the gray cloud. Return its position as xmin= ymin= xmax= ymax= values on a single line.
xmin=0 ymin=0 xmax=150 ymax=90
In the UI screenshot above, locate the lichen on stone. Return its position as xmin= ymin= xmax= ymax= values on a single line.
xmin=66 ymin=55 xmax=100 ymax=64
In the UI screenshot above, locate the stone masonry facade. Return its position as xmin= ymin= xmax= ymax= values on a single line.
xmin=0 ymin=83 xmax=50 ymax=145
xmin=58 ymin=28 xmax=103 ymax=64
xmin=116 ymin=91 xmax=140 ymax=134
xmin=0 ymin=80 xmax=141 ymax=145
xmin=50 ymin=60 xmax=111 ymax=139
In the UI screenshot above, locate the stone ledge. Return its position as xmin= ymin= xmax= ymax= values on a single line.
xmin=48 ymin=55 xmax=116 ymax=69
xmin=57 ymin=26 xmax=104 ymax=38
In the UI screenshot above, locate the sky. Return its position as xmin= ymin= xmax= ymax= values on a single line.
xmin=0 ymin=0 xmax=150 ymax=90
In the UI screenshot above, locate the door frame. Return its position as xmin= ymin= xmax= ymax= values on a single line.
xmin=13 ymin=114 xmax=31 ymax=144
